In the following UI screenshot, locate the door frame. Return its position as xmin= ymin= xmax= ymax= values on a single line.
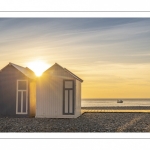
xmin=63 ymin=80 xmax=75 ymax=115
xmin=16 ymin=80 xmax=28 ymax=114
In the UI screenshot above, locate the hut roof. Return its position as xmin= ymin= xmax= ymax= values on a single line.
xmin=10 ymin=63 xmax=36 ymax=79
xmin=0 ymin=62 xmax=36 ymax=79
xmin=44 ymin=63 xmax=83 ymax=82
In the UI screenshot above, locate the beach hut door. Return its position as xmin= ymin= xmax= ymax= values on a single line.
xmin=63 ymin=80 xmax=74 ymax=115
xmin=16 ymin=80 xmax=28 ymax=114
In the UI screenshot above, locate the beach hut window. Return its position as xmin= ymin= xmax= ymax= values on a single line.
xmin=65 ymin=81 xmax=73 ymax=88
xmin=16 ymin=80 xmax=28 ymax=114
xmin=63 ymin=80 xmax=74 ymax=115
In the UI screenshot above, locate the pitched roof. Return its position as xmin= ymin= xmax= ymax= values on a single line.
xmin=64 ymin=68 xmax=83 ymax=82
xmin=1 ymin=62 xmax=36 ymax=79
xmin=26 ymin=67 xmax=35 ymax=74
xmin=44 ymin=63 xmax=83 ymax=82
xmin=11 ymin=63 xmax=36 ymax=79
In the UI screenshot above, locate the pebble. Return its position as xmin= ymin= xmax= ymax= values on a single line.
xmin=0 ymin=107 xmax=150 ymax=132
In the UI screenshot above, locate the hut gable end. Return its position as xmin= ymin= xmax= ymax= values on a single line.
xmin=0 ymin=63 xmax=35 ymax=79
xmin=44 ymin=63 xmax=74 ymax=80
xmin=44 ymin=63 xmax=83 ymax=82
xmin=0 ymin=64 xmax=28 ymax=79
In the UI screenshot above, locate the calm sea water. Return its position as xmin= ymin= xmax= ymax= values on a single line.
xmin=81 ymin=98 xmax=150 ymax=107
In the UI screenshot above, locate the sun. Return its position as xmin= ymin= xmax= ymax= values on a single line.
xmin=27 ymin=60 xmax=50 ymax=76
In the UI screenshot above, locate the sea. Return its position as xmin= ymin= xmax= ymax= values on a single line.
xmin=81 ymin=98 xmax=150 ymax=107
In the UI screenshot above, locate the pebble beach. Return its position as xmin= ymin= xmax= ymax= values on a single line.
xmin=1 ymin=106 xmax=150 ymax=132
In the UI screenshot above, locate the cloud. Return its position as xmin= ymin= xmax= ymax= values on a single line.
xmin=1 ymin=18 xmax=150 ymax=65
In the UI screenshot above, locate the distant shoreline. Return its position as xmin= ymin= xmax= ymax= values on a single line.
xmin=82 ymin=98 xmax=150 ymax=100
xmin=81 ymin=106 xmax=150 ymax=110
xmin=81 ymin=98 xmax=150 ymax=107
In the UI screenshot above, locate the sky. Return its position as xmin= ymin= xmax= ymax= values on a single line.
xmin=0 ymin=18 xmax=150 ymax=98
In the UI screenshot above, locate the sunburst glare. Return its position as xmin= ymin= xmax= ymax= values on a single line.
xmin=27 ymin=60 xmax=50 ymax=76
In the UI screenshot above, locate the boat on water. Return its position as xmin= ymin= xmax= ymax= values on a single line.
xmin=117 ymin=99 xmax=123 ymax=103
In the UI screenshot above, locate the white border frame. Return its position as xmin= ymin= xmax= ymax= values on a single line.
xmin=1 ymin=12 xmax=150 ymax=18
xmin=16 ymin=80 xmax=28 ymax=114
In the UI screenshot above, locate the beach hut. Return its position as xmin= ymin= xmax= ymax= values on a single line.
xmin=0 ymin=63 xmax=36 ymax=117
xmin=36 ymin=63 xmax=83 ymax=118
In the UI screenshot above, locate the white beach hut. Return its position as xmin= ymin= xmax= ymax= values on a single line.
xmin=35 ymin=63 xmax=83 ymax=118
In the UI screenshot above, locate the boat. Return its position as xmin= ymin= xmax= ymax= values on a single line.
xmin=117 ymin=99 xmax=123 ymax=103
